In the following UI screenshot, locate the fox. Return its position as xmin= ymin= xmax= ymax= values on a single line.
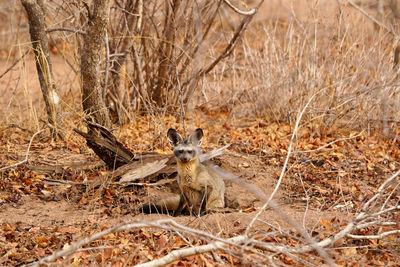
xmin=140 ymin=128 xmax=225 ymax=216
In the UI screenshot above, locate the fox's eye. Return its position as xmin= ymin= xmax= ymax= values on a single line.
xmin=178 ymin=150 xmax=184 ymax=154
xmin=188 ymin=150 xmax=193 ymax=154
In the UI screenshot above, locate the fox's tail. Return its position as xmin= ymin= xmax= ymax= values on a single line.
xmin=139 ymin=195 xmax=181 ymax=214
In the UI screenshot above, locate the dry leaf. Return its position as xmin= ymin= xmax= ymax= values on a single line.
xmin=342 ymin=247 xmax=357 ymax=256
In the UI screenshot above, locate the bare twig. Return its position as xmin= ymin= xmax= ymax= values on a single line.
xmin=136 ymin=236 xmax=247 ymax=267
xmin=0 ymin=129 xmax=45 ymax=171
xmin=223 ymin=0 xmax=256 ymax=16
xmin=292 ymin=131 xmax=364 ymax=153
xmin=30 ymin=219 xmax=250 ymax=266
xmin=32 ymin=168 xmax=399 ymax=266
xmin=347 ymin=230 xmax=400 ymax=240
xmin=43 ymin=178 xmax=85 ymax=185
xmin=0 ymin=48 xmax=30 ymax=80
xmin=132 ymin=42 xmax=150 ymax=105
xmin=183 ymin=14 xmax=252 ymax=102
xmin=292 ymin=170 xmax=400 ymax=253
xmin=46 ymin=27 xmax=86 ymax=35
xmin=7 ymin=123 xmax=35 ymax=134
xmin=347 ymin=0 xmax=399 ymax=38
xmin=176 ymin=68 xmax=187 ymax=137
xmin=211 ymin=165 xmax=335 ymax=265
xmin=29 ymin=221 xmax=150 ymax=266
xmin=183 ymin=0 xmax=265 ymax=103
xmin=137 ymin=0 xmax=143 ymax=32
xmin=103 ymin=31 xmax=110 ymax=98
xmin=358 ymin=169 xmax=400 ymax=215
xmin=120 ymin=178 xmax=175 ymax=187
xmin=245 ymin=88 xmax=327 ymax=236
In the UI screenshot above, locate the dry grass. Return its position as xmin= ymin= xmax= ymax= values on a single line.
xmin=199 ymin=1 xmax=400 ymax=136
xmin=1 ymin=1 xmax=399 ymax=137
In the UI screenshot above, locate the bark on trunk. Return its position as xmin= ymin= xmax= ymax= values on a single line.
xmin=106 ymin=0 xmax=138 ymax=124
xmin=152 ymin=0 xmax=180 ymax=106
xmin=81 ymin=0 xmax=111 ymax=128
xmin=21 ymin=0 xmax=64 ymax=139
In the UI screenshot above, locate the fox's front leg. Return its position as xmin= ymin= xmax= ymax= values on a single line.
xmin=173 ymin=194 xmax=186 ymax=216
xmin=197 ymin=185 xmax=212 ymax=215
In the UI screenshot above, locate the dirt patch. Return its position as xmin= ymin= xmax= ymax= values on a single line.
xmin=0 ymin=149 xmax=341 ymax=238
xmin=0 ymin=195 xmax=87 ymax=227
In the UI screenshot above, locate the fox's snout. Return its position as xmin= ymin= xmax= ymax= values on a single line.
xmin=181 ymin=157 xmax=190 ymax=163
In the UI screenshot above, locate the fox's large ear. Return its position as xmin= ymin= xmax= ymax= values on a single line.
xmin=167 ymin=128 xmax=182 ymax=147
xmin=189 ymin=128 xmax=203 ymax=146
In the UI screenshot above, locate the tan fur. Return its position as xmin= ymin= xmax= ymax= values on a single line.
xmin=140 ymin=128 xmax=225 ymax=215
xmin=177 ymin=157 xmax=225 ymax=214
xmin=152 ymin=195 xmax=181 ymax=211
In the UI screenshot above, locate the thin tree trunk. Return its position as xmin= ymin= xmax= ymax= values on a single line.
xmin=81 ymin=0 xmax=111 ymax=129
xmin=21 ymin=0 xmax=64 ymax=139
xmin=152 ymin=0 xmax=180 ymax=106
xmin=106 ymin=0 xmax=137 ymax=124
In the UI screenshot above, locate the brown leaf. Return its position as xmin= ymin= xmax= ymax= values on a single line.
xmin=319 ymin=219 xmax=332 ymax=229
xmin=34 ymin=236 xmax=49 ymax=248
xmin=57 ymin=227 xmax=79 ymax=234
xmin=342 ymin=247 xmax=357 ymax=256
xmin=42 ymin=146 xmax=53 ymax=152
xmin=79 ymin=197 xmax=89 ymax=205
xmin=156 ymin=234 xmax=169 ymax=250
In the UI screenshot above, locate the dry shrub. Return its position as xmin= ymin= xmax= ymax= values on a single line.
xmin=1 ymin=0 xmax=400 ymax=134
xmin=37 ymin=0 xmax=255 ymax=124
xmin=201 ymin=1 xmax=400 ymax=134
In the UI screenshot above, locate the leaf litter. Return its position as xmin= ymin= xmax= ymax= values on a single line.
xmin=0 ymin=115 xmax=399 ymax=265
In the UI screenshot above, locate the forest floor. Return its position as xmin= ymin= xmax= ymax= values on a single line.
xmin=0 ymin=60 xmax=399 ymax=265
xmin=0 ymin=25 xmax=400 ymax=264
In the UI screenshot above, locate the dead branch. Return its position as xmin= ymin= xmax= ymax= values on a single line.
xmin=292 ymin=131 xmax=364 ymax=153
xmin=183 ymin=14 xmax=252 ymax=103
xmin=246 ymin=88 xmax=328 ymax=235
xmin=43 ymin=177 xmax=85 ymax=186
xmin=348 ymin=0 xmax=399 ymax=38
xmin=120 ymin=178 xmax=175 ymax=188
xmin=45 ymin=27 xmax=86 ymax=35
xmin=182 ymin=0 xmax=265 ymax=103
xmin=74 ymin=121 xmax=136 ymax=169
xmin=119 ymin=157 xmax=170 ymax=182
xmin=211 ymin=165 xmax=335 ymax=265
xmin=347 ymin=230 xmax=400 ymax=239
xmin=223 ymin=0 xmax=256 ymax=16
xmin=137 ymin=0 xmax=143 ymax=32
xmin=132 ymin=41 xmax=150 ymax=104
xmin=0 ymin=48 xmax=30 ymax=80
xmin=29 ymin=220 xmax=152 ymax=266
xmin=0 ymin=129 xmax=45 ymax=171
xmin=359 ymin=169 xmax=400 ymax=214
xmin=29 ymin=219 xmax=252 ymax=266
xmin=135 ymin=236 xmax=247 ymax=267
xmin=290 ymin=169 xmax=400 ymax=253
xmin=7 ymin=123 xmax=35 ymax=135
xmin=103 ymin=32 xmax=110 ymax=98
xmin=31 ymin=168 xmax=399 ymax=265
xmin=210 ymin=138 xmax=398 ymax=259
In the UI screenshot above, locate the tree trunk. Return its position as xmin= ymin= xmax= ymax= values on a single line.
xmin=106 ymin=0 xmax=138 ymax=124
xmin=81 ymin=0 xmax=111 ymax=129
xmin=152 ymin=0 xmax=181 ymax=106
xmin=21 ymin=0 xmax=64 ymax=139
